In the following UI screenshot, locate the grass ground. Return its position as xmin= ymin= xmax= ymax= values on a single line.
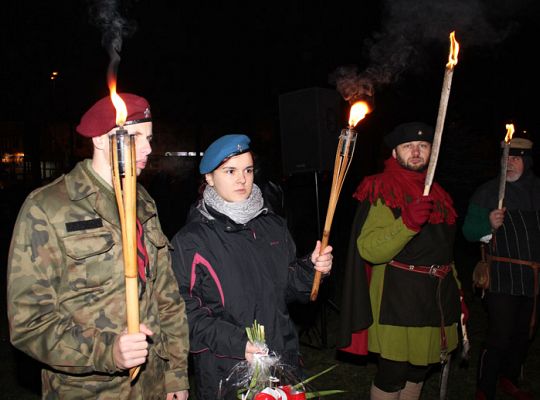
xmin=296 ymin=288 xmax=539 ymax=399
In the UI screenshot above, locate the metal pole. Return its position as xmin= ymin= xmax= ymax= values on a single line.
xmin=314 ymin=170 xmax=321 ymax=235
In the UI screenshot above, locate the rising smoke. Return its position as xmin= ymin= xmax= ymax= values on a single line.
xmin=87 ymin=0 xmax=138 ymax=90
xmin=331 ymin=0 xmax=521 ymax=103
xmin=87 ymin=0 xmax=137 ymax=54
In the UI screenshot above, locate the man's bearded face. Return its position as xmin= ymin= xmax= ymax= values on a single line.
xmin=506 ymin=155 xmax=524 ymax=182
xmin=392 ymin=141 xmax=432 ymax=171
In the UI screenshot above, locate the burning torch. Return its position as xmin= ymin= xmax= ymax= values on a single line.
xmin=498 ymin=124 xmax=515 ymax=209
xmin=310 ymin=101 xmax=370 ymax=301
xmin=423 ymin=31 xmax=460 ymax=196
xmin=108 ymin=81 xmax=140 ymax=381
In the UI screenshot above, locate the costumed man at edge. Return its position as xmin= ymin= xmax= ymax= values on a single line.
xmin=462 ymin=135 xmax=539 ymax=400
xmin=337 ymin=122 xmax=464 ymax=400
xmin=7 ymin=94 xmax=190 ymax=399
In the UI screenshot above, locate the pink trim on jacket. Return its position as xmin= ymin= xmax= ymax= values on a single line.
xmin=191 ymin=252 xmax=225 ymax=306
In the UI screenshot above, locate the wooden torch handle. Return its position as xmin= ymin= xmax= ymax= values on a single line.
xmin=310 ymin=137 xmax=346 ymax=301
xmin=125 ymin=135 xmax=140 ymax=381
xmin=112 ymin=133 xmax=141 ymax=381
xmin=310 ymin=230 xmax=331 ymax=301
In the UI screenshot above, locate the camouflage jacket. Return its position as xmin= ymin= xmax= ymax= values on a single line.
xmin=7 ymin=160 xmax=189 ymax=399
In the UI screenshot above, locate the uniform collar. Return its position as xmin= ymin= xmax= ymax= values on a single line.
xmin=65 ymin=159 xmax=156 ymax=226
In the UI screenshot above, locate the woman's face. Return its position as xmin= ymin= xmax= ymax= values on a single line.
xmin=205 ymin=152 xmax=254 ymax=202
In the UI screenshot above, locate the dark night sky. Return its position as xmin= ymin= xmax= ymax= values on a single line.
xmin=3 ymin=1 xmax=538 ymax=121
xmin=2 ymin=0 xmax=540 ymax=192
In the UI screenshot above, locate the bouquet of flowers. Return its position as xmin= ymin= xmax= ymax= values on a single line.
xmin=218 ymin=321 xmax=344 ymax=400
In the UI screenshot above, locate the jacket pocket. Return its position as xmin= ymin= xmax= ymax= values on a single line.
xmin=49 ymin=371 xmax=119 ymax=400
xmin=63 ymin=230 xmax=115 ymax=290
xmin=144 ymin=226 xmax=170 ymax=283
xmin=145 ymin=228 xmax=169 ymax=249
xmin=152 ymin=333 xmax=169 ymax=361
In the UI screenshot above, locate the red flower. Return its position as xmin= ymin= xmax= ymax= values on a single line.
xmin=280 ymin=385 xmax=306 ymax=399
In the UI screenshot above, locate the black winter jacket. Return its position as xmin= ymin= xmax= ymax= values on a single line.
xmin=170 ymin=201 xmax=315 ymax=400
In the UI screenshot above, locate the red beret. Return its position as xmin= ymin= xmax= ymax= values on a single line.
xmin=76 ymin=93 xmax=152 ymax=138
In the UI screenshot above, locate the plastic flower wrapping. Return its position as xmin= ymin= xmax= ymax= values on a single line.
xmin=217 ymin=321 xmax=344 ymax=400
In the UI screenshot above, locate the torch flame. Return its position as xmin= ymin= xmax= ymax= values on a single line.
xmin=348 ymin=101 xmax=370 ymax=128
xmin=504 ymin=124 xmax=515 ymax=143
xmin=446 ymin=31 xmax=460 ymax=69
xmin=108 ymin=79 xmax=128 ymax=127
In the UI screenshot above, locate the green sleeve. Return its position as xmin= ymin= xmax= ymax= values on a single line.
xmin=357 ymin=199 xmax=417 ymax=265
xmin=462 ymin=203 xmax=492 ymax=242
xmin=155 ymin=244 xmax=190 ymax=392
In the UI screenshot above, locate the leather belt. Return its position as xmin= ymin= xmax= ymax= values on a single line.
xmin=388 ymin=260 xmax=451 ymax=279
xmin=489 ymin=255 xmax=540 ymax=270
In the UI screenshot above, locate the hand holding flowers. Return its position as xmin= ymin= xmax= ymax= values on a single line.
xmin=218 ymin=321 xmax=344 ymax=400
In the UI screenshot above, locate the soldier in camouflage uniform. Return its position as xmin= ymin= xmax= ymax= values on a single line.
xmin=7 ymin=93 xmax=190 ymax=400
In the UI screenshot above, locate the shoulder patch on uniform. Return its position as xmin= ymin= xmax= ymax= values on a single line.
xmin=65 ymin=218 xmax=103 ymax=232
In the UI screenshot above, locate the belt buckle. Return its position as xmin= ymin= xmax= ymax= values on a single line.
xmin=429 ymin=264 xmax=438 ymax=277
xmin=440 ymin=347 xmax=449 ymax=363
xmin=408 ymin=264 xmax=415 ymax=270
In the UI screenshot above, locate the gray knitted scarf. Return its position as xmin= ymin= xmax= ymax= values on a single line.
xmin=202 ymin=184 xmax=266 ymax=224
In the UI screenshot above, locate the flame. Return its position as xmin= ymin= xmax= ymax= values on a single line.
xmin=348 ymin=101 xmax=370 ymax=128
xmin=446 ymin=31 xmax=460 ymax=69
xmin=504 ymin=124 xmax=515 ymax=143
xmin=108 ymin=79 xmax=128 ymax=127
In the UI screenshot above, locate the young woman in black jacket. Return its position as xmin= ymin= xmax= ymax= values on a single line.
xmin=170 ymin=134 xmax=333 ymax=400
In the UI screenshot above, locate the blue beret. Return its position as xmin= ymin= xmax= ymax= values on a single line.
xmin=199 ymin=134 xmax=251 ymax=174
xmin=384 ymin=122 xmax=434 ymax=149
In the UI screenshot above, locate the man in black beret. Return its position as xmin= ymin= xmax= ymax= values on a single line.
xmin=463 ymin=135 xmax=538 ymax=400
xmin=7 ymin=94 xmax=190 ymax=399
xmin=338 ymin=122 xmax=463 ymax=400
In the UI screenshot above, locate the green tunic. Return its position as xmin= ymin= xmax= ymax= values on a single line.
xmin=359 ymin=200 xmax=459 ymax=365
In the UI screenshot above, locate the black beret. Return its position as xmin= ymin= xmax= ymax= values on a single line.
xmin=505 ymin=137 xmax=533 ymax=157
xmin=384 ymin=122 xmax=434 ymax=149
